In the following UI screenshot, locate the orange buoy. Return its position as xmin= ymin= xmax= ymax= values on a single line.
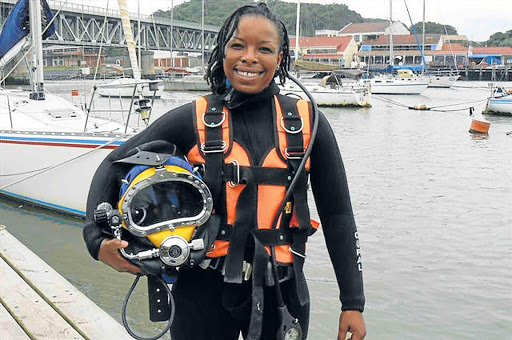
xmin=71 ymin=89 xmax=79 ymax=96
xmin=469 ymin=119 xmax=490 ymax=135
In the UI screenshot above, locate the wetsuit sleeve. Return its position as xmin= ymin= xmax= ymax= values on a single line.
xmin=309 ymin=111 xmax=365 ymax=312
xmin=82 ymin=102 xmax=196 ymax=260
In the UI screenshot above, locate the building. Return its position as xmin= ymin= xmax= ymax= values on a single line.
xmin=42 ymin=45 xmax=104 ymax=67
xmin=358 ymin=34 xmax=470 ymax=68
xmin=338 ymin=21 xmax=409 ymax=43
xmin=289 ymin=36 xmax=358 ymax=68
xmin=152 ymin=50 xmax=191 ymax=68
xmin=469 ymin=47 xmax=512 ymax=66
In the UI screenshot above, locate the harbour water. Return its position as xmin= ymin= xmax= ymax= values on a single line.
xmin=1 ymin=81 xmax=511 ymax=339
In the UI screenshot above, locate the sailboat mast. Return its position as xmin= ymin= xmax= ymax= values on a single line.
xmin=389 ymin=0 xmax=393 ymax=66
xmin=201 ymin=0 xmax=205 ymax=71
xmin=170 ymin=0 xmax=174 ymax=68
xmin=422 ymin=0 xmax=425 ymax=71
xmin=137 ymin=0 xmax=141 ymax=71
xmin=29 ymin=0 xmax=45 ymax=100
xmin=118 ymin=0 xmax=141 ymax=80
xmin=294 ymin=0 xmax=300 ymax=61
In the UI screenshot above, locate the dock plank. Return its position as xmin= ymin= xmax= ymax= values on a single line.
xmin=0 ymin=257 xmax=84 ymax=339
xmin=0 ymin=303 xmax=30 ymax=340
xmin=0 ymin=228 xmax=132 ymax=339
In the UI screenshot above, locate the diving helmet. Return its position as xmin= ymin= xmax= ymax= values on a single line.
xmin=94 ymin=141 xmax=215 ymax=271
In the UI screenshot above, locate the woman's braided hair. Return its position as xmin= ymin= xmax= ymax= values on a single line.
xmin=206 ymin=2 xmax=291 ymax=95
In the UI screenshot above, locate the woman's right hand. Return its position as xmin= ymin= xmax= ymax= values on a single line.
xmin=98 ymin=238 xmax=142 ymax=275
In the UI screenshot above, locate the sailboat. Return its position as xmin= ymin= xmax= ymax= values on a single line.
xmin=287 ymin=0 xmax=371 ymax=106
xmin=370 ymin=0 xmax=429 ymax=95
xmin=483 ymin=80 xmax=512 ymax=116
xmin=0 ymin=0 xmax=157 ymax=216
xmin=281 ymin=73 xmax=371 ymax=107
xmin=96 ymin=0 xmax=164 ymax=98
xmin=416 ymin=0 xmax=460 ymax=88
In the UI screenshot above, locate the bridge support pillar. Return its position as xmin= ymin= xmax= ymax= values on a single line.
xmin=141 ymin=50 xmax=155 ymax=78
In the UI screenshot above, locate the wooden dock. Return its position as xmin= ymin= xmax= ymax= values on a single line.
xmin=0 ymin=225 xmax=132 ymax=339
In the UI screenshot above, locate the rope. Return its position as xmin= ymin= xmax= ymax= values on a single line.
xmin=373 ymin=94 xmax=488 ymax=113
xmin=121 ymin=275 xmax=174 ymax=340
xmin=371 ymin=95 xmax=410 ymax=108
xmin=93 ymin=0 xmax=111 ymax=81
xmin=428 ymin=98 xmax=487 ymax=109
xmin=0 ymin=134 xmax=127 ymax=190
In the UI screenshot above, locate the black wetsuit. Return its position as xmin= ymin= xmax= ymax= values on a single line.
xmin=83 ymin=82 xmax=365 ymax=339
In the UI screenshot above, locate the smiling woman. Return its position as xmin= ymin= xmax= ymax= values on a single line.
xmin=83 ymin=2 xmax=365 ymax=340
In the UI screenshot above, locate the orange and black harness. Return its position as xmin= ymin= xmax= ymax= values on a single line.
xmin=187 ymin=93 xmax=319 ymax=338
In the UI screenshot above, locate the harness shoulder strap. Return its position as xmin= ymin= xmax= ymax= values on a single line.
xmin=195 ymin=94 xmax=230 ymax=213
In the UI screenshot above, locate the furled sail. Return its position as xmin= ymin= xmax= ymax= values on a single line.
xmin=117 ymin=0 xmax=141 ymax=80
xmin=0 ymin=0 xmax=55 ymax=67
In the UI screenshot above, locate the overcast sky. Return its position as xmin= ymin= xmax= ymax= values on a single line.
xmin=69 ymin=0 xmax=511 ymax=42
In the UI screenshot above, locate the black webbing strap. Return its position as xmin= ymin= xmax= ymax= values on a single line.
xmin=223 ymin=163 xmax=290 ymax=186
xmin=291 ymin=231 xmax=309 ymax=306
xmin=217 ymin=224 xmax=293 ymax=246
xmin=223 ymin=171 xmax=256 ymax=284
xmin=278 ymin=95 xmax=312 ymax=306
xmin=147 ymin=275 xmax=171 ymax=322
xmin=201 ymin=95 xmax=226 ymax=214
xmin=245 ymin=235 xmax=269 ymax=340
xmin=278 ymin=95 xmax=311 ymax=233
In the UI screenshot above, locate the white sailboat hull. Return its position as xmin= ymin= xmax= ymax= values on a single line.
xmin=0 ymin=89 xmax=136 ymax=216
xmin=428 ymin=74 xmax=460 ymax=88
xmin=485 ymin=95 xmax=512 ymax=115
xmin=280 ymin=82 xmax=371 ymax=107
xmin=370 ymin=77 xmax=429 ymax=95
xmin=0 ymin=132 xmax=124 ymax=215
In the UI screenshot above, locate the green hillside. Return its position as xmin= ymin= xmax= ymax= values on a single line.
xmin=153 ymin=0 xmax=373 ymax=37
xmin=153 ymin=0 xmax=509 ymax=46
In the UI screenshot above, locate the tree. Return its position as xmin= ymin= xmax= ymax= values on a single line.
xmin=486 ymin=30 xmax=512 ymax=46
xmin=410 ymin=21 xmax=457 ymax=35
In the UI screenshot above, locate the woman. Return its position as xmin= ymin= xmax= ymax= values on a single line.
xmin=83 ymin=3 xmax=365 ymax=339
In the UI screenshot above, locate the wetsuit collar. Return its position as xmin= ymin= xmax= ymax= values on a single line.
xmin=224 ymin=81 xmax=280 ymax=110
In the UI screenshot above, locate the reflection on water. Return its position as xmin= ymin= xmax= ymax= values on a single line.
xmin=1 ymin=82 xmax=511 ymax=339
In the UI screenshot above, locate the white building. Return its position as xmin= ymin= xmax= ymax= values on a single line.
xmin=338 ymin=21 xmax=409 ymax=43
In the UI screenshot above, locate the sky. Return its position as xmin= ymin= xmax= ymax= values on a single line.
xmin=68 ymin=0 xmax=511 ymax=42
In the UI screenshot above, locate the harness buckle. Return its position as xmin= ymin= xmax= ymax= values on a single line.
xmin=284 ymin=148 xmax=305 ymax=159
xmin=201 ymin=141 xmax=227 ymax=154
xmin=202 ymin=111 xmax=226 ymax=128
xmin=280 ymin=116 xmax=303 ymax=134
xmin=228 ymin=160 xmax=240 ymax=187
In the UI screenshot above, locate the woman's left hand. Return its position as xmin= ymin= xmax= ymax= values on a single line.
xmin=338 ymin=310 xmax=366 ymax=340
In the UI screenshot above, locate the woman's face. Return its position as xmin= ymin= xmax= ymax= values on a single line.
xmin=223 ymin=15 xmax=283 ymax=94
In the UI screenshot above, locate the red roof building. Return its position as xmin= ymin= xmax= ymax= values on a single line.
xmin=289 ymin=36 xmax=358 ymax=68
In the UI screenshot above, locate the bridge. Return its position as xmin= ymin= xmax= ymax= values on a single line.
xmin=0 ymin=0 xmax=219 ymax=54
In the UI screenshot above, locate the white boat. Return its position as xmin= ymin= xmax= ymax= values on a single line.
xmin=484 ymin=85 xmax=512 ymax=116
xmin=97 ymin=0 xmax=164 ymax=98
xmin=163 ymin=74 xmax=210 ymax=91
xmin=0 ymin=0 xmax=156 ymax=216
xmin=97 ymin=77 xmax=164 ymax=97
xmin=280 ymin=75 xmax=371 ymax=107
xmin=370 ymin=70 xmax=429 ymax=95
xmin=288 ymin=3 xmax=370 ymax=107
xmin=428 ymin=72 xmax=461 ymax=88
xmin=369 ymin=1 xmax=429 ymax=95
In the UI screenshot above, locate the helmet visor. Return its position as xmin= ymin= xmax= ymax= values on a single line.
xmin=129 ymin=180 xmax=205 ymax=228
